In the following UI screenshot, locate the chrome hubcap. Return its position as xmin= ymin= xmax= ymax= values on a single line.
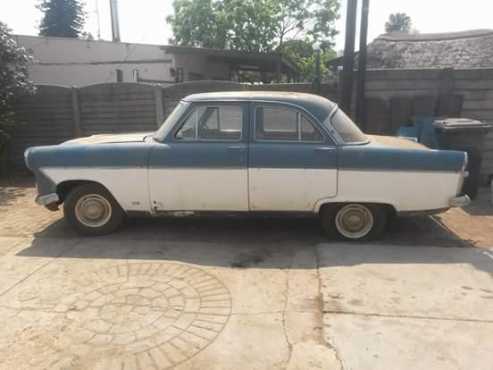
xmin=335 ymin=204 xmax=374 ymax=239
xmin=75 ymin=194 xmax=112 ymax=228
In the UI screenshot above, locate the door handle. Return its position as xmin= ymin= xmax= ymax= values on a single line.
xmin=227 ymin=145 xmax=246 ymax=151
xmin=314 ymin=147 xmax=336 ymax=152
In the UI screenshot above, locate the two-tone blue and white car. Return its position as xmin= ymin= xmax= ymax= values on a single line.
xmin=25 ymin=92 xmax=470 ymax=240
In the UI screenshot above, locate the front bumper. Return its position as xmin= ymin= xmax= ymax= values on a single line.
xmin=449 ymin=195 xmax=471 ymax=208
xmin=35 ymin=193 xmax=60 ymax=210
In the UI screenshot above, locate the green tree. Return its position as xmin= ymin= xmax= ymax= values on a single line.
xmin=0 ymin=22 xmax=35 ymax=174
xmin=38 ymin=0 xmax=85 ymax=38
xmin=281 ymin=39 xmax=336 ymax=81
xmin=166 ymin=0 xmax=228 ymax=48
xmin=168 ymin=0 xmax=339 ymax=51
xmin=219 ymin=0 xmax=280 ymax=52
xmin=167 ymin=0 xmax=340 ymax=80
xmin=385 ymin=12 xmax=412 ymax=33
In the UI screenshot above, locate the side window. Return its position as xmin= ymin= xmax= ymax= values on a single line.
xmin=301 ymin=115 xmax=323 ymax=142
xmin=176 ymin=104 xmax=243 ymax=141
xmin=255 ymin=105 xmax=324 ymax=142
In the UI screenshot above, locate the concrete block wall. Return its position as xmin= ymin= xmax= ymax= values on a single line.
xmin=9 ymin=70 xmax=493 ymax=181
xmin=362 ymin=68 xmax=493 ymax=181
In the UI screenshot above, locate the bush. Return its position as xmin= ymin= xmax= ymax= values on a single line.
xmin=0 ymin=22 xmax=35 ymax=175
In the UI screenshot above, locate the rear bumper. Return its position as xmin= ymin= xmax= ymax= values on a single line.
xmin=398 ymin=208 xmax=449 ymax=217
xmin=398 ymin=194 xmax=471 ymax=217
xmin=449 ymin=195 xmax=471 ymax=208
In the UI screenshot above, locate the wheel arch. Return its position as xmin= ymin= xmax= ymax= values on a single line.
xmin=56 ymin=180 xmax=116 ymax=203
xmin=61 ymin=181 xmax=126 ymax=236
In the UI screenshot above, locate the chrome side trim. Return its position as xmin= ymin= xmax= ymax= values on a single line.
xmin=328 ymin=104 xmax=338 ymax=119
xmin=323 ymin=106 xmax=344 ymax=145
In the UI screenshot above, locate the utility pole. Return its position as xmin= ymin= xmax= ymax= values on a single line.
xmin=95 ymin=0 xmax=101 ymax=39
xmin=314 ymin=47 xmax=321 ymax=94
xmin=110 ymin=0 xmax=121 ymax=42
xmin=341 ymin=0 xmax=358 ymax=115
xmin=356 ymin=0 xmax=370 ymax=129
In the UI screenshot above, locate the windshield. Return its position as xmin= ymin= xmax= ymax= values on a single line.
xmin=153 ymin=101 xmax=190 ymax=141
xmin=328 ymin=108 xmax=367 ymax=144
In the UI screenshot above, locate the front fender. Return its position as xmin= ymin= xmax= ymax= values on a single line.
xmin=25 ymin=147 xmax=58 ymax=198
xmin=25 ymin=143 xmax=153 ymax=212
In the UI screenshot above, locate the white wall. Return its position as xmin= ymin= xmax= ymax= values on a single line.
xmin=14 ymin=35 xmax=176 ymax=86
xmin=14 ymin=35 xmax=235 ymax=86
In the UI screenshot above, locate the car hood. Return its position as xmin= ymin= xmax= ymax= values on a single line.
xmin=62 ymin=132 xmax=152 ymax=145
xmin=367 ymin=134 xmax=430 ymax=150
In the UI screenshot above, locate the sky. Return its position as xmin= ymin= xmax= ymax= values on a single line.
xmin=1 ymin=0 xmax=492 ymax=52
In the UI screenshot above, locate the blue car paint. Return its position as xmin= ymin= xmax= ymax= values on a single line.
xmin=149 ymin=142 xmax=247 ymax=169
xmin=338 ymin=145 xmax=465 ymax=172
xmin=249 ymin=143 xmax=337 ymax=169
xmin=26 ymin=143 xmax=151 ymax=168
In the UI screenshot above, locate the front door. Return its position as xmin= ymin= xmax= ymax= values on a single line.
xmin=248 ymin=103 xmax=337 ymax=211
xmin=148 ymin=102 xmax=249 ymax=211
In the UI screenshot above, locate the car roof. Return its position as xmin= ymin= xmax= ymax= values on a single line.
xmin=182 ymin=91 xmax=337 ymax=122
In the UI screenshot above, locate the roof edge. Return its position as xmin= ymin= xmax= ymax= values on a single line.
xmin=13 ymin=33 xmax=169 ymax=48
xmin=377 ymin=29 xmax=493 ymax=42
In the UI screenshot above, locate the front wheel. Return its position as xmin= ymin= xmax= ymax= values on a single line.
xmin=64 ymin=183 xmax=124 ymax=236
xmin=320 ymin=203 xmax=388 ymax=241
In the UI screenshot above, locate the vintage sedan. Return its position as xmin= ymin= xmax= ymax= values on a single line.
xmin=25 ymin=92 xmax=470 ymax=240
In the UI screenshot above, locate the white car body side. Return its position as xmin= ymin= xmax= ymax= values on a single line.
xmin=39 ymin=163 xmax=466 ymax=214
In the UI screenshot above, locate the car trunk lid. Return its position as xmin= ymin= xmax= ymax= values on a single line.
xmin=367 ymin=134 xmax=430 ymax=150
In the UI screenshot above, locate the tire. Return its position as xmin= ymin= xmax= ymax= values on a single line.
xmin=320 ymin=203 xmax=388 ymax=241
xmin=63 ymin=183 xmax=124 ymax=236
xmin=461 ymin=149 xmax=482 ymax=200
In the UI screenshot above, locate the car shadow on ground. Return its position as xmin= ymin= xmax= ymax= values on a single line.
xmin=26 ymin=213 xmax=472 ymax=247
xmin=462 ymin=202 xmax=493 ymax=216
xmin=461 ymin=188 xmax=492 ymax=216
xmin=15 ymin=213 xmax=490 ymax=274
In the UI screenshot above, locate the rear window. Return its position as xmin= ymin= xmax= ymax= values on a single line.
xmin=255 ymin=105 xmax=324 ymax=142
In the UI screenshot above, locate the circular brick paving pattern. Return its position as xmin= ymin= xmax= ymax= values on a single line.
xmin=62 ymin=263 xmax=232 ymax=369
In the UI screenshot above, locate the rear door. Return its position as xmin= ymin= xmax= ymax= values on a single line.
xmin=248 ymin=103 xmax=337 ymax=211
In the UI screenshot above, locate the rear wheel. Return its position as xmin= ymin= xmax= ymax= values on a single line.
xmin=320 ymin=203 xmax=388 ymax=241
xmin=64 ymin=183 xmax=124 ymax=236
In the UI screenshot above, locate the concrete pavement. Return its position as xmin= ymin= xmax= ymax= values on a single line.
xmin=0 ymin=231 xmax=340 ymax=370
xmin=0 ymin=226 xmax=492 ymax=369
xmin=318 ymin=243 xmax=493 ymax=370
xmin=0 ymin=185 xmax=492 ymax=369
